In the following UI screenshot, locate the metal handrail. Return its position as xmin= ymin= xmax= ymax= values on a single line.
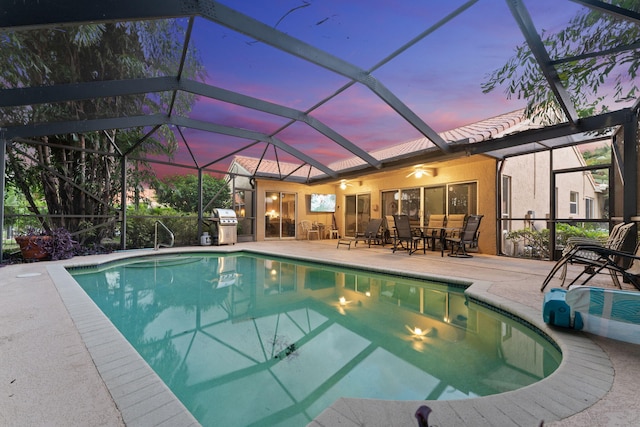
xmin=154 ymin=220 xmax=175 ymax=250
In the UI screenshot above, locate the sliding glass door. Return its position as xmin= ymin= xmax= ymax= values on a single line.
xmin=344 ymin=194 xmax=370 ymax=237
xmin=265 ymin=192 xmax=296 ymax=239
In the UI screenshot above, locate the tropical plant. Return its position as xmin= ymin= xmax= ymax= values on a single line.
xmin=506 ymin=223 xmax=609 ymax=259
xmin=506 ymin=228 xmax=551 ymax=259
xmin=153 ymin=174 xmax=232 ymax=213
xmin=125 ymin=204 xmax=199 ymax=249
xmin=1 ymin=22 xmax=205 ymax=239
xmin=482 ymin=1 xmax=640 ymax=124
xmin=42 ymin=227 xmax=80 ymax=260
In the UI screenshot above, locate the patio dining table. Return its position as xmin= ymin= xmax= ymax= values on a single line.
xmin=417 ymin=226 xmax=462 ymax=256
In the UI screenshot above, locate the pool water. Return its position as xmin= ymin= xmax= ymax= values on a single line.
xmin=70 ymin=252 xmax=561 ymax=427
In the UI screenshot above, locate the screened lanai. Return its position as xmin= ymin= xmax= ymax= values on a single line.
xmin=2 ymin=0 xmax=640 ymax=258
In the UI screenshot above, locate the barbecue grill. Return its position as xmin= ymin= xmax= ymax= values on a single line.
xmin=212 ymin=208 xmax=238 ymax=245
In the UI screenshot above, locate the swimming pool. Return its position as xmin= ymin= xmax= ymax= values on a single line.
xmin=69 ymin=252 xmax=561 ymax=427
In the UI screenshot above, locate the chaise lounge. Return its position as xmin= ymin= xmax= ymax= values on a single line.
xmin=337 ymin=218 xmax=384 ymax=249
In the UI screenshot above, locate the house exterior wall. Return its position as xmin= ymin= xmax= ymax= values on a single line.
xmin=248 ymin=143 xmax=604 ymax=257
xmin=256 ymin=180 xmax=336 ymax=241
xmin=255 ymin=155 xmax=498 ymax=255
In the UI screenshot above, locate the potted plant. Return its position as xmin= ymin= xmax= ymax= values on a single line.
xmin=14 ymin=227 xmax=51 ymax=261
xmin=15 ymin=227 xmax=79 ymax=261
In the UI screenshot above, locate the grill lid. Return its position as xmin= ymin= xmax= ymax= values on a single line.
xmin=213 ymin=208 xmax=237 ymax=219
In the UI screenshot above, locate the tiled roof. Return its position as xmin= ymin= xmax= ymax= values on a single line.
xmin=232 ymin=109 xmax=529 ymax=180
xmin=232 ymin=155 xmax=316 ymax=179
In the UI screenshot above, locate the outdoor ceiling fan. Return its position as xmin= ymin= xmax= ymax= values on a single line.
xmin=339 ymin=179 xmax=353 ymax=190
xmin=406 ymin=164 xmax=436 ymax=178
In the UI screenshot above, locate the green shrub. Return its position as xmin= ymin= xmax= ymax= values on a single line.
xmin=507 ymin=223 xmax=609 ymax=259
xmin=125 ymin=205 xmax=200 ymax=249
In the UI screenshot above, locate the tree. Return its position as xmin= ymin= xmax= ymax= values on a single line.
xmin=153 ymin=174 xmax=232 ymax=213
xmin=482 ymin=1 xmax=640 ymax=124
xmin=1 ymin=22 xmax=204 ymax=240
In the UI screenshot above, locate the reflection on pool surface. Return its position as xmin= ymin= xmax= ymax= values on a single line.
xmin=70 ymin=252 xmax=561 ymax=427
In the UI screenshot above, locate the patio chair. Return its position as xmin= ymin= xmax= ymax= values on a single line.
xmin=385 ymin=215 xmax=397 ymax=243
xmin=299 ymin=220 xmax=319 ymax=240
xmin=558 ymin=242 xmax=640 ymax=291
xmin=444 ymin=214 xmax=466 ymax=238
xmin=392 ymin=214 xmax=423 ymax=255
xmin=423 ymin=214 xmax=446 ymax=250
xmin=444 ymin=214 xmax=483 ymax=258
xmin=540 ymin=222 xmax=634 ymax=291
xmin=337 ymin=218 xmax=384 ymax=249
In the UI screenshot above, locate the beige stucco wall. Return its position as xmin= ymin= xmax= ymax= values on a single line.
xmin=256 ymin=180 xmax=336 ymax=241
xmin=251 ymin=145 xmax=602 ymax=256
xmin=255 ymin=155 xmax=498 ymax=255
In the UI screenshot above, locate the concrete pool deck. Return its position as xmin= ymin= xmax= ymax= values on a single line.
xmin=1 ymin=240 xmax=639 ymax=426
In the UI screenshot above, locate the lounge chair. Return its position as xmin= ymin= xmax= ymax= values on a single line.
xmin=540 ymin=222 xmax=634 ymax=291
xmin=555 ymin=242 xmax=640 ymax=291
xmin=560 ymin=222 xmax=634 ymax=281
xmin=392 ymin=214 xmax=423 ymax=255
xmin=337 ymin=218 xmax=384 ymax=249
xmin=444 ymin=214 xmax=483 ymax=258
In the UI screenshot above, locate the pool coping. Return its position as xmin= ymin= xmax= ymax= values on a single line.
xmin=49 ymin=247 xmax=613 ymax=427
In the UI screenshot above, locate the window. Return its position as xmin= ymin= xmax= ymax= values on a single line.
xmin=501 ymin=176 xmax=512 ymax=247
xmin=569 ymin=191 xmax=579 ymax=215
xmin=501 ymin=175 xmax=512 ymax=218
xmin=382 ymin=190 xmax=398 ymax=217
xmin=424 ymin=186 xmax=446 ymax=224
xmin=448 ymin=182 xmax=478 ymax=215
xmin=585 ymin=197 xmax=594 ymax=219
xmin=385 ymin=182 xmax=477 ymax=228
xmin=399 ymin=188 xmax=421 ymax=220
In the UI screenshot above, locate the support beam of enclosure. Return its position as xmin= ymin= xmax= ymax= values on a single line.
xmin=506 ymin=0 xmax=579 ymax=124
xmin=0 ymin=0 xmax=195 ymax=29
xmin=571 ymin=0 xmax=640 ymax=25
xmin=0 ymin=77 xmax=381 ymax=169
xmin=1 ymin=0 xmax=449 ymax=164
xmin=4 ymin=114 xmax=337 ymax=178
xmin=179 ymin=80 xmax=381 ymax=168
xmin=197 ymin=1 xmax=451 ymax=152
xmin=460 ymin=109 xmax=630 ymax=156
xmin=0 ymin=129 xmax=6 ymax=262
xmin=622 ymin=111 xmax=638 ymax=224
xmin=169 ymin=117 xmax=337 ymax=178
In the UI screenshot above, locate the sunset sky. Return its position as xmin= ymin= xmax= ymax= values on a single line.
xmin=150 ymin=0 xmax=596 ymax=176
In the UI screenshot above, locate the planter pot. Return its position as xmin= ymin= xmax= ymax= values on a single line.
xmin=15 ymin=235 xmax=51 ymax=261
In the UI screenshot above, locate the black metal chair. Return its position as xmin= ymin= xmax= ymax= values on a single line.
xmin=392 ymin=214 xmax=423 ymax=255
xmin=556 ymin=242 xmax=640 ymax=291
xmin=423 ymin=214 xmax=446 ymax=250
xmin=444 ymin=214 xmax=483 ymax=258
xmin=540 ymin=222 xmax=634 ymax=292
xmin=337 ymin=218 xmax=384 ymax=249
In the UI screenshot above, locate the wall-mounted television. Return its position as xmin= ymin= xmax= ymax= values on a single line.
xmin=310 ymin=193 xmax=337 ymax=213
